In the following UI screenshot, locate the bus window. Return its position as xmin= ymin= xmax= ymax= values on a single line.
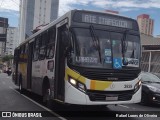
xmin=48 ymin=27 xmax=56 ymax=44
xmin=35 ymin=36 xmax=40 ymax=49
xmin=40 ymin=32 xmax=47 ymax=47
xmin=39 ymin=47 xmax=46 ymax=60
xmin=25 ymin=44 xmax=28 ymax=53
xmin=111 ymin=32 xmax=123 ymax=59
xmin=46 ymin=45 xmax=55 ymax=59
xmin=33 ymin=39 xmax=39 ymax=61
xmin=125 ymin=35 xmax=140 ymax=59
xmin=33 ymin=49 xmax=39 ymax=61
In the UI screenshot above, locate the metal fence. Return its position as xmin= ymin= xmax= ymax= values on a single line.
xmin=141 ymin=50 xmax=160 ymax=76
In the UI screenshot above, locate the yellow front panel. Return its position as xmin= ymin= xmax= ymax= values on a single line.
xmin=65 ymin=68 xmax=86 ymax=84
xmin=65 ymin=67 xmax=113 ymax=91
xmin=90 ymin=80 xmax=112 ymax=90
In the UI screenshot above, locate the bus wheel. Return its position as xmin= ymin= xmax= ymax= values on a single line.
xmin=43 ymin=85 xmax=52 ymax=108
xmin=19 ymin=74 xmax=24 ymax=94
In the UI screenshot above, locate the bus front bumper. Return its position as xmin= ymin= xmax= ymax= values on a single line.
xmin=65 ymin=81 xmax=141 ymax=105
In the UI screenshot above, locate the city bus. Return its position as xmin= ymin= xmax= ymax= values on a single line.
xmin=12 ymin=10 xmax=142 ymax=107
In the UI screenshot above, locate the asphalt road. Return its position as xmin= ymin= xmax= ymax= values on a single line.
xmin=0 ymin=73 xmax=159 ymax=120
xmin=0 ymin=73 xmax=63 ymax=120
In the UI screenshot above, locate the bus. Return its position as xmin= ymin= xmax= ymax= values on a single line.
xmin=12 ymin=10 xmax=142 ymax=107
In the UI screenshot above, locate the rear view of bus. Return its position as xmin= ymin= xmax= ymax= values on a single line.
xmin=64 ymin=10 xmax=142 ymax=105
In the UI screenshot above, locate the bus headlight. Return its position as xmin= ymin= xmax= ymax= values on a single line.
xmin=69 ymin=77 xmax=86 ymax=93
xmin=69 ymin=78 xmax=77 ymax=85
xmin=134 ymin=80 xmax=141 ymax=93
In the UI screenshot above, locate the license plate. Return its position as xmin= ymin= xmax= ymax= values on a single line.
xmin=106 ymin=96 xmax=118 ymax=101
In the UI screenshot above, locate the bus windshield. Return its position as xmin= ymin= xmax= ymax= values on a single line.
xmin=71 ymin=28 xmax=140 ymax=69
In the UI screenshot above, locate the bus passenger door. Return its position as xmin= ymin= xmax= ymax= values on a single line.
xmin=27 ymin=42 xmax=33 ymax=89
xmin=55 ymin=24 xmax=69 ymax=101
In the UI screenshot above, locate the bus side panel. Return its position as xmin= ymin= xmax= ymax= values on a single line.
xmin=18 ymin=53 xmax=28 ymax=89
xmin=31 ymin=60 xmax=43 ymax=95
xmin=32 ymin=59 xmax=51 ymax=95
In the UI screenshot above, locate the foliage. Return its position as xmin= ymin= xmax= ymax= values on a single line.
xmin=2 ymin=55 xmax=14 ymax=62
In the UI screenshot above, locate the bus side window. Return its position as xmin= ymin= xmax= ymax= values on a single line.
xmin=39 ymin=47 xmax=46 ymax=60
xmin=33 ymin=37 xmax=40 ymax=61
xmin=46 ymin=27 xmax=56 ymax=59
xmin=40 ymin=32 xmax=47 ymax=47
xmin=24 ymin=44 xmax=28 ymax=62
xmin=48 ymin=27 xmax=56 ymax=44
xmin=39 ymin=33 xmax=47 ymax=60
xmin=46 ymin=45 xmax=55 ymax=59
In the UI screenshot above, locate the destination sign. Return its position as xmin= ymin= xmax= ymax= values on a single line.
xmin=73 ymin=11 xmax=133 ymax=29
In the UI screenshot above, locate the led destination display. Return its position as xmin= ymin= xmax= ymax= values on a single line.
xmin=73 ymin=11 xmax=134 ymax=29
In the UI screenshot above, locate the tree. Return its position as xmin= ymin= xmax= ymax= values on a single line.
xmin=2 ymin=55 xmax=14 ymax=66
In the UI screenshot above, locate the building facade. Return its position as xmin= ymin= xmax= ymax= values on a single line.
xmin=137 ymin=14 xmax=154 ymax=36
xmin=0 ymin=17 xmax=8 ymax=57
xmin=6 ymin=27 xmax=19 ymax=55
xmin=19 ymin=0 xmax=59 ymax=43
xmin=141 ymin=33 xmax=160 ymax=74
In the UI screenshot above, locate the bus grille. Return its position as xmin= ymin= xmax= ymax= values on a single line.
xmin=87 ymin=90 xmax=134 ymax=101
xmin=78 ymin=68 xmax=140 ymax=81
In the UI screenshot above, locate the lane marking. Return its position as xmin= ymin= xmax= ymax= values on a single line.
xmin=10 ymin=88 xmax=67 ymax=120
xmin=118 ymin=105 xmax=130 ymax=109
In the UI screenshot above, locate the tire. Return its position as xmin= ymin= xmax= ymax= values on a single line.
xmin=42 ymin=83 xmax=53 ymax=109
xmin=19 ymin=74 xmax=24 ymax=94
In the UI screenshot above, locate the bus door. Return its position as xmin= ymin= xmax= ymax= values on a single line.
xmin=54 ymin=21 xmax=69 ymax=101
xmin=27 ymin=41 xmax=34 ymax=89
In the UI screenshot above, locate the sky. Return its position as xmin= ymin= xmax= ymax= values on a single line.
xmin=0 ymin=0 xmax=160 ymax=36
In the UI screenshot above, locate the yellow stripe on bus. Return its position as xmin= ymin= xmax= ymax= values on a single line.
xmin=90 ymin=80 xmax=96 ymax=89
xmin=65 ymin=68 xmax=86 ymax=84
xmin=90 ymin=80 xmax=112 ymax=90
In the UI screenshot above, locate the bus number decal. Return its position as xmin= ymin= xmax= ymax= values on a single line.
xmin=124 ymin=84 xmax=132 ymax=88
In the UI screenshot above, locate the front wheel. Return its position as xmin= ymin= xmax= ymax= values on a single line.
xmin=19 ymin=74 xmax=24 ymax=94
xmin=43 ymin=87 xmax=53 ymax=109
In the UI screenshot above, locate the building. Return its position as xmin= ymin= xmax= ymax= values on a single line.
xmin=19 ymin=0 xmax=59 ymax=43
xmin=6 ymin=27 xmax=19 ymax=55
xmin=156 ymin=35 xmax=160 ymax=38
xmin=137 ymin=14 xmax=154 ymax=36
xmin=141 ymin=33 xmax=160 ymax=74
xmin=0 ymin=17 xmax=8 ymax=57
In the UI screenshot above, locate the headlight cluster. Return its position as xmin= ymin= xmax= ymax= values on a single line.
xmin=69 ymin=77 xmax=86 ymax=93
xmin=148 ymin=85 xmax=160 ymax=93
xmin=134 ymin=80 xmax=142 ymax=92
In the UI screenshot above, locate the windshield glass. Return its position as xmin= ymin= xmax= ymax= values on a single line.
xmin=70 ymin=28 xmax=140 ymax=69
xmin=124 ymin=35 xmax=140 ymax=67
xmin=141 ymin=73 xmax=160 ymax=82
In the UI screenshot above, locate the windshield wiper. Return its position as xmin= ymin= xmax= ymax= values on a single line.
xmin=121 ymin=30 xmax=129 ymax=65
xmin=89 ymin=25 xmax=102 ymax=63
